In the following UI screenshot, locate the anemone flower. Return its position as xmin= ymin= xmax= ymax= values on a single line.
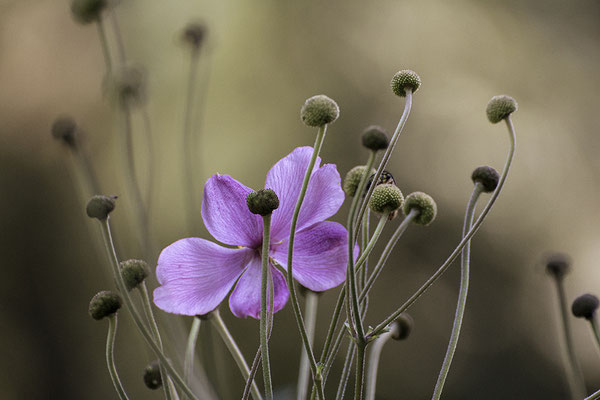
xmin=154 ymin=147 xmax=349 ymax=318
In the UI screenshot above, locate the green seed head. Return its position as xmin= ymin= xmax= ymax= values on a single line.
xmin=369 ymin=184 xmax=404 ymax=215
xmin=391 ymin=313 xmax=413 ymax=341
xmin=143 ymin=360 xmax=162 ymax=390
xmin=120 ymin=259 xmax=149 ymax=291
xmin=471 ymin=166 xmax=500 ymax=193
xmin=300 ymin=95 xmax=339 ymax=127
xmin=403 ymin=192 xmax=437 ymax=226
xmin=391 ymin=70 xmax=421 ymax=97
xmin=246 ymin=189 xmax=280 ymax=216
xmin=51 ymin=116 xmax=78 ymax=148
xmin=70 ymin=0 xmax=108 ymax=24
xmin=486 ymin=95 xmax=517 ymax=123
xmin=572 ymin=294 xmax=599 ymax=320
xmin=361 ymin=125 xmax=389 ymax=151
xmin=86 ymin=195 xmax=116 ymax=220
xmin=343 ymin=166 xmax=374 ymax=197
xmin=89 ymin=290 xmax=122 ymax=320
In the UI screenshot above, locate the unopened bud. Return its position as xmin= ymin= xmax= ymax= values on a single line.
xmin=70 ymin=0 xmax=108 ymax=24
xmin=486 ymin=95 xmax=517 ymax=123
xmin=246 ymin=189 xmax=279 ymax=216
xmin=51 ymin=116 xmax=78 ymax=148
xmin=300 ymin=95 xmax=339 ymax=127
xmin=545 ymin=253 xmax=571 ymax=281
xmin=471 ymin=166 xmax=500 ymax=193
xmin=369 ymin=184 xmax=404 ymax=216
xmin=143 ymin=360 xmax=162 ymax=390
xmin=362 ymin=125 xmax=389 ymax=151
xmin=86 ymin=195 xmax=116 ymax=220
xmin=121 ymin=259 xmax=149 ymax=291
xmin=391 ymin=313 xmax=413 ymax=341
xmin=572 ymin=294 xmax=599 ymax=320
xmin=391 ymin=70 xmax=421 ymax=97
xmin=403 ymin=192 xmax=437 ymax=226
xmin=343 ymin=166 xmax=374 ymax=197
xmin=89 ymin=291 xmax=121 ymax=320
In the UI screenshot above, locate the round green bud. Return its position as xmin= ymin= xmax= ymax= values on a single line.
xmin=361 ymin=125 xmax=389 ymax=151
xmin=246 ymin=189 xmax=279 ymax=216
xmin=300 ymin=95 xmax=339 ymax=127
xmin=391 ymin=313 xmax=413 ymax=341
xmin=403 ymin=192 xmax=437 ymax=226
xmin=51 ymin=116 xmax=78 ymax=148
xmin=486 ymin=95 xmax=517 ymax=123
xmin=369 ymin=184 xmax=404 ymax=215
xmin=572 ymin=294 xmax=599 ymax=320
xmin=89 ymin=290 xmax=122 ymax=320
xmin=143 ymin=360 xmax=162 ymax=390
xmin=183 ymin=22 xmax=207 ymax=49
xmin=391 ymin=70 xmax=421 ymax=97
xmin=343 ymin=166 xmax=374 ymax=197
xmin=471 ymin=166 xmax=500 ymax=193
xmin=86 ymin=195 xmax=116 ymax=220
xmin=120 ymin=259 xmax=149 ymax=291
xmin=545 ymin=253 xmax=571 ymax=281
xmin=70 ymin=0 xmax=108 ymax=24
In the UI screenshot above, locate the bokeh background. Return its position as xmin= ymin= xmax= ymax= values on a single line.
xmin=2 ymin=0 xmax=600 ymax=399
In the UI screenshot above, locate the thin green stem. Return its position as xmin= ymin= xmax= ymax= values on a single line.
xmin=98 ymin=218 xmax=199 ymax=400
xmin=590 ymin=317 xmax=600 ymax=354
xmin=335 ymin=341 xmax=355 ymax=400
xmin=96 ymin=18 xmax=113 ymax=75
xmin=243 ymin=348 xmax=262 ymax=400
xmin=260 ymin=214 xmax=274 ymax=400
xmin=432 ymin=183 xmax=483 ymax=400
xmin=349 ymin=151 xmax=377 ymax=230
xmin=108 ymin=9 xmax=126 ymax=65
xmin=359 ymin=210 xmax=370 ymax=291
xmin=286 ymin=126 xmax=328 ymax=400
xmin=586 ymin=388 xmax=600 ymax=400
xmin=184 ymin=317 xmax=202 ymax=388
xmin=72 ymin=145 xmax=102 ymax=196
xmin=211 ymin=310 xmax=263 ymax=400
xmin=354 ymin=342 xmax=367 ymax=400
xmin=297 ymin=291 xmax=319 ymax=400
xmin=106 ymin=315 xmax=129 ymax=400
xmin=368 ymin=116 xmax=517 ymax=339
xmin=353 ymin=216 xmax=387 ymax=276
xmin=140 ymin=109 xmax=155 ymax=220
xmin=365 ymin=330 xmax=393 ymax=400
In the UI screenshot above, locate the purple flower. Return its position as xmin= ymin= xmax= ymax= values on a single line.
xmin=154 ymin=147 xmax=349 ymax=319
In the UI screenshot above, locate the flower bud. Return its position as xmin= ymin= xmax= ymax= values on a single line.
xmin=391 ymin=313 xmax=413 ymax=341
xmin=369 ymin=184 xmax=404 ymax=216
xmin=70 ymin=0 xmax=108 ymax=24
xmin=51 ymin=116 xmax=78 ymax=148
xmin=108 ymin=65 xmax=147 ymax=106
xmin=246 ymin=189 xmax=279 ymax=216
xmin=545 ymin=253 xmax=571 ymax=281
xmin=183 ymin=22 xmax=207 ymax=49
xmin=571 ymin=294 xmax=599 ymax=320
xmin=361 ymin=125 xmax=389 ymax=151
xmin=343 ymin=166 xmax=374 ymax=197
xmin=391 ymin=70 xmax=421 ymax=97
xmin=300 ymin=95 xmax=339 ymax=127
xmin=486 ymin=95 xmax=517 ymax=123
xmin=471 ymin=166 xmax=500 ymax=193
xmin=86 ymin=195 xmax=116 ymax=220
xmin=89 ymin=290 xmax=122 ymax=320
xmin=403 ymin=192 xmax=437 ymax=226
xmin=120 ymin=259 xmax=149 ymax=291
xmin=143 ymin=360 xmax=162 ymax=390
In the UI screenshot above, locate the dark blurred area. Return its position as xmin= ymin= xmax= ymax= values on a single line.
xmin=2 ymin=0 xmax=600 ymax=399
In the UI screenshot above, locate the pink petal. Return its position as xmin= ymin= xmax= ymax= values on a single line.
xmin=229 ymin=257 xmax=289 ymax=319
xmin=154 ymin=238 xmax=254 ymax=316
xmin=201 ymin=174 xmax=263 ymax=247
xmin=265 ymin=147 xmax=345 ymax=241
xmin=271 ymin=221 xmax=348 ymax=292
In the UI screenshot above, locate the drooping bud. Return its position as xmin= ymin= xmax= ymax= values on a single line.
xmin=86 ymin=195 xmax=116 ymax=220
xmin=51 ymin=116 xmax=78 ymax=148
xmin=391 ymin=70 xmax=421 ymax=97
xmin=300 ymin=95 xmax=339 ymax=127
xmin=120 ymin=259 xmax=149 ymax=291
xmin=572 ymin=294 xmax=599 ymax=320
xmin=143 ymin=360 xmax=162 ymax=390
xmin=182 ymin=22 xmax=207 ymax=49
xmin=369 ymin=184 xmax=404 ymax=216
xmin=486 ymin=95 xmax=517 ymax=123
xmin=545 ymin=253 xmax=571 ymax=281
xmin=361 ymin=125 xmax=389 ymax=151
xmin=343 ymin=166 xmax=374 ymax=197
xmin=89 ymin=290 xmax=122 ymax=320
xmin=70 ymin=0 xmax=108 ymax=24
xmin=403 ymin=192 xmax=437 ymax=226
xmin=471 ymin=166 xmax=500 ymax=193
xmin=246 ymin=189 xmax=279 ymax=216
xmin=391 ymin=313 xmax=413 ymax=341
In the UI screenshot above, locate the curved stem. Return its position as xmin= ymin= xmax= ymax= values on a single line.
xmin=243 ymin=348 xmax=263 ymax=400
xmin=260 ymin=214 xmax=273 ymax=400
xmin=365 ymin=330 xmax=393 ymax=400
xmin=335 ymin=341 xmax=355 ymax=400
xmin=286 ymin=126 xmax=328 ymax=400
xmin=106 ymin=315 xmax=129 ymax=400
xmin=432 ymin=184 xmax=483 ymax=400
xmin=297 ymin=292 xmax=319 ymax=400
xmin=108 ymin=9 xmax=126 ymax=65
xmin=354 ymin=216 xmax=387 ymax=276
xmin=184 ymin=317 xmax=202 ymax=387
xmin=141 ymin=109 xmax=156 ymax=220
xmin=586 ymin=389 xmax=600 ymax=400
xmin=590 ymin=317 xmax=600 ymax=354
xmin=359 ymin=210 xmax=370 ymax=291
xmin=368 ymin=116 xmax=517 ymax=339
xmin=211 ymin=310 xmax=263 ymax=400
xmin=96 ymin=18 xmax=113 ymax=75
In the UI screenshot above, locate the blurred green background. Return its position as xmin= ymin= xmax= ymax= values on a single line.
xmin=2 ymin=0 xmax=600 ymax=399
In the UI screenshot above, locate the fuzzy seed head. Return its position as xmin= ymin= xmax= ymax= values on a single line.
xmin=183 ymin=22 xmax=207 ymax=49
xmin=300 ymin=95 xmax=339 ymax=127
xmin=108 ymin=65 xmax=147 ymax=107
xmin=369 ymin=184 xmax=404 ymax=215
xmin=403 ymin=192 xmax=437 ymax=226
xmin=486 ymin=95 xmax=517 ymax=123
xmin=343 ymin=166 xmax=374 ymax=197
xmin=246 ymin=189 xmax=279 ymax=216
xmin=391 ymin=70 xmax=421 ymax=97
xmin=51 ymin=116 xmax=78 ymax=148
xmin=391 ymin=313 xmax=413 ymax=341
xmin=471 ymin=166 xmax=500 ymax=193
xmin=572 ymin=294 xmax=599 ymax=320
xmin=86 ymin=195 xmax=116 ymax=220
xmin=361 ymin=125 xmax=389 ymax=151
xmin=89 ymin=290 xmax=121 ymax=320
xmin=121 ymin=259 xmax=149 ymax=291
xmin=70 ymin=0 xmax=108 ymax=24
xmin=545 ymin=253 xmax=571 ymax=280
xmin=143 ymin=361 xmax=162 ymax=390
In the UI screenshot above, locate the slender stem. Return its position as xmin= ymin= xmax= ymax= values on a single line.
xmin=211 ymin=310 xmax=263 ymax=400
xmin=336 ymin=341 xmax=355 ymax=400
xmin=286 ymin=126 xmax=328 ymax=400
xmin=96 ymin=18 xmax=113 ymax=75
xmin=359 ymin=210 xmax=370 ymax=291
xmin=555 ymin=277 xmax=587 ymax=399
xmin=353 ymin=216 xmax=387 ymax=276
xmin=368 ymin=116 xmax=517 ymax=339
xmin=260 ymin=214 xmax=274 ymax=400
xmin=354 ymin=342 xmax=367 ymax=400
xmin=185 ymin=317 xmax=202 ymax=386
xmin=590 ymin=317 xmax=600 ymax=354
xmin=106 ymin=315 xmax=129 ymax=400
xmin=432 ymin=184 xmax=483 ymax=400
xmin=349 ymin=151 xmax=377 ymax=230
xmin=586 ymin=388 xmax=600 ymax=400
xmin=365 ymin=330 xmax=393 ymax=400
xmin=297 ymin=292 xmax=319 ymax=400
xmin=141 ymin=109 xmax=156 ymax=220
xmin=72 ymin=145 xmax=102 ymax=196
xmin=243 ymin=348 xmax=263 ymax=400
xmin=355 ymin=92 xmax=413 ymax=239
xmin=98 ymin=218 xmax=200 ymax=400
xmin=108 ymin=9 xmax=127 ymax=65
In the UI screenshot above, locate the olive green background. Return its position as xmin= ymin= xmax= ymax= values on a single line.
xmin=2 ymin=0 xmax=600 ymax=399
